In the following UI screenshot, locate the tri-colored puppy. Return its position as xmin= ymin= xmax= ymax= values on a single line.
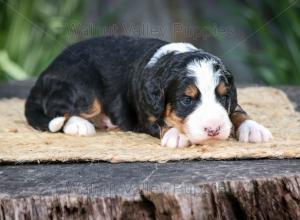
xmin=25 ymin=36 xmax=272 ymax=148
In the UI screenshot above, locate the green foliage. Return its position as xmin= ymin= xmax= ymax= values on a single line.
xmin=246 ymin=0 xmax=300 ymax=85
xmin=221 ymin=0 xmax=300 ymax=85
xmin=1 ymin=0 xmax=299 ymax=85
xmin=0 ymin=0 xmax=85 ymax=81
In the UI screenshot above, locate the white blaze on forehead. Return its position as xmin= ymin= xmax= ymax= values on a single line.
xmin=146 ymin=42 xmax=198 ymax=67
xmin=184 ymin=59 xmax=232 ymax=143
xmin=187 ymin=59 xmax=220 ymax=102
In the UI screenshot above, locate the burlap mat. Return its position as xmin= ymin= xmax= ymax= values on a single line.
xmin=0 ymin=87 xmax=299 ymax=163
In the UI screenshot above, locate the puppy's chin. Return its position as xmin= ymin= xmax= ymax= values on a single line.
xmin=187 ymin=132 xmax=231 ymax=145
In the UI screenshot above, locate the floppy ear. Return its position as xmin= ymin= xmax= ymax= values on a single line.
xmin=142 ymin=76 xmax=165 ymax=116
xmin=140 ymin=53 xmax=174 ymax=118
xmin=224 ymin=70 xmax=234 ymax=84
xmin=129 ymin=73 xmax=165 ymax=138
xmin=224 ymin=70 xmax=238 ymax=114
xmin=225 ymin=70 xmax=251 ymax=130
xmin=129 ymin=53 xmax=174 ymax=137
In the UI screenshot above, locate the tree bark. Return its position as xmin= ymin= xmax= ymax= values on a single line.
xmin=1 ymin=176 xmax=299 ymax=220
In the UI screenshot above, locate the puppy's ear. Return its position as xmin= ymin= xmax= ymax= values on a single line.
xmin=224 ymin=69 xmax=251 ymax=130
xmin=224 ymin=69 xmax=234 ymax=85
xmin=139 ymin=53 xmax=174 ymax=118
xmin=142 ymin=76 xmax=165 ymax=116
xmin=224 ymin=69 xmax=238 ymax=114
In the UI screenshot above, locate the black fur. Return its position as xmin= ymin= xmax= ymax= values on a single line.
xmin=25 ymin=35 xmax=237 ymax=138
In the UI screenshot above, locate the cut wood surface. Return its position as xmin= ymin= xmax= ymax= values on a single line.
xmin=0 ymin=160 xmax=300 ymax=219
xmin=1 ymin=176 xmax=299 ymax=220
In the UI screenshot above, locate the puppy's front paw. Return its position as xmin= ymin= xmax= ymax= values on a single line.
xmin=237 ymin=120 xmax=272 ymax=143
xmin=63 ymin=116 xmax=96 ymax=136
xmin=161 ymin=127 xmax=190 ymax=148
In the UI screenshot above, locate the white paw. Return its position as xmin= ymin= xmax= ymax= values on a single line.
xmin=237 ymin=120 xmax=272 ymax=143
xmin=63 ymin=116 xmax=96 ymax=136
xmin=49 ymin=117 xmax=66 ymax=132
xmin=161 ymin=127 xmax=190 ymax=148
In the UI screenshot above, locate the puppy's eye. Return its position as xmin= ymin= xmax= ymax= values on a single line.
xmin=180 ymin=96 xmax=193 ymax=106
xmin=214 ymin=64 xmax=221 ymax=72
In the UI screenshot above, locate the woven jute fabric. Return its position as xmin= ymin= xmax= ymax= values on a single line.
xmin=0 ymin=87 xmax=299 ymax=163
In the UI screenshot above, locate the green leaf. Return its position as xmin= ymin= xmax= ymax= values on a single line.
xmin=0 ymin=50 xmax=28 ymax=80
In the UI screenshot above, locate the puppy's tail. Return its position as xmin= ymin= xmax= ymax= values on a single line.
xmin=25 ymin=89 xmax=66 ymax=132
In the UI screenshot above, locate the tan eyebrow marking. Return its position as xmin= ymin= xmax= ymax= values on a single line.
xmin=184 ymin=85 xmax=199 ymax=98
xmin=216 ymin=81 xmax=228 ymax=96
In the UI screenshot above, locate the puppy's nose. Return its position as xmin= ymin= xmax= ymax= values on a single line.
xmin=204 ymin=126 xmax=221 ymax=137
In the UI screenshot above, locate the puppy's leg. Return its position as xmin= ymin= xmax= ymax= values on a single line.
xmin=230 ymin=105 xmax=272 ymax=143
xmin=44 ymin=84 xmax=100 ymax=136
xmin=49 ymin=114 xmax=97 ymax=137
xmin=140 ymin=118 xmax=190 ymax=148
xmin=56 ymin=99 xmax=102 ymax=136
xmin=62 ymin=99 xmax=102 ymax=136
xmin=62 ymin=116 xmax=96 ymax=136
xmin=161 ymin=127 xmax=190 ymax=148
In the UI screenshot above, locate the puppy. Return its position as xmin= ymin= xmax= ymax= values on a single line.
xmin=25 ymin=36 xmax=272 ymax=148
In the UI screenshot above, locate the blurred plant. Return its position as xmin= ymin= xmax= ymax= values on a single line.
xmin=0 ymin=0 xmax=85 ymax=81
xmin=221 ymin=0 xmax=300 ymax=85
xmin=244 ymin=0 xmax=300 ymax=85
